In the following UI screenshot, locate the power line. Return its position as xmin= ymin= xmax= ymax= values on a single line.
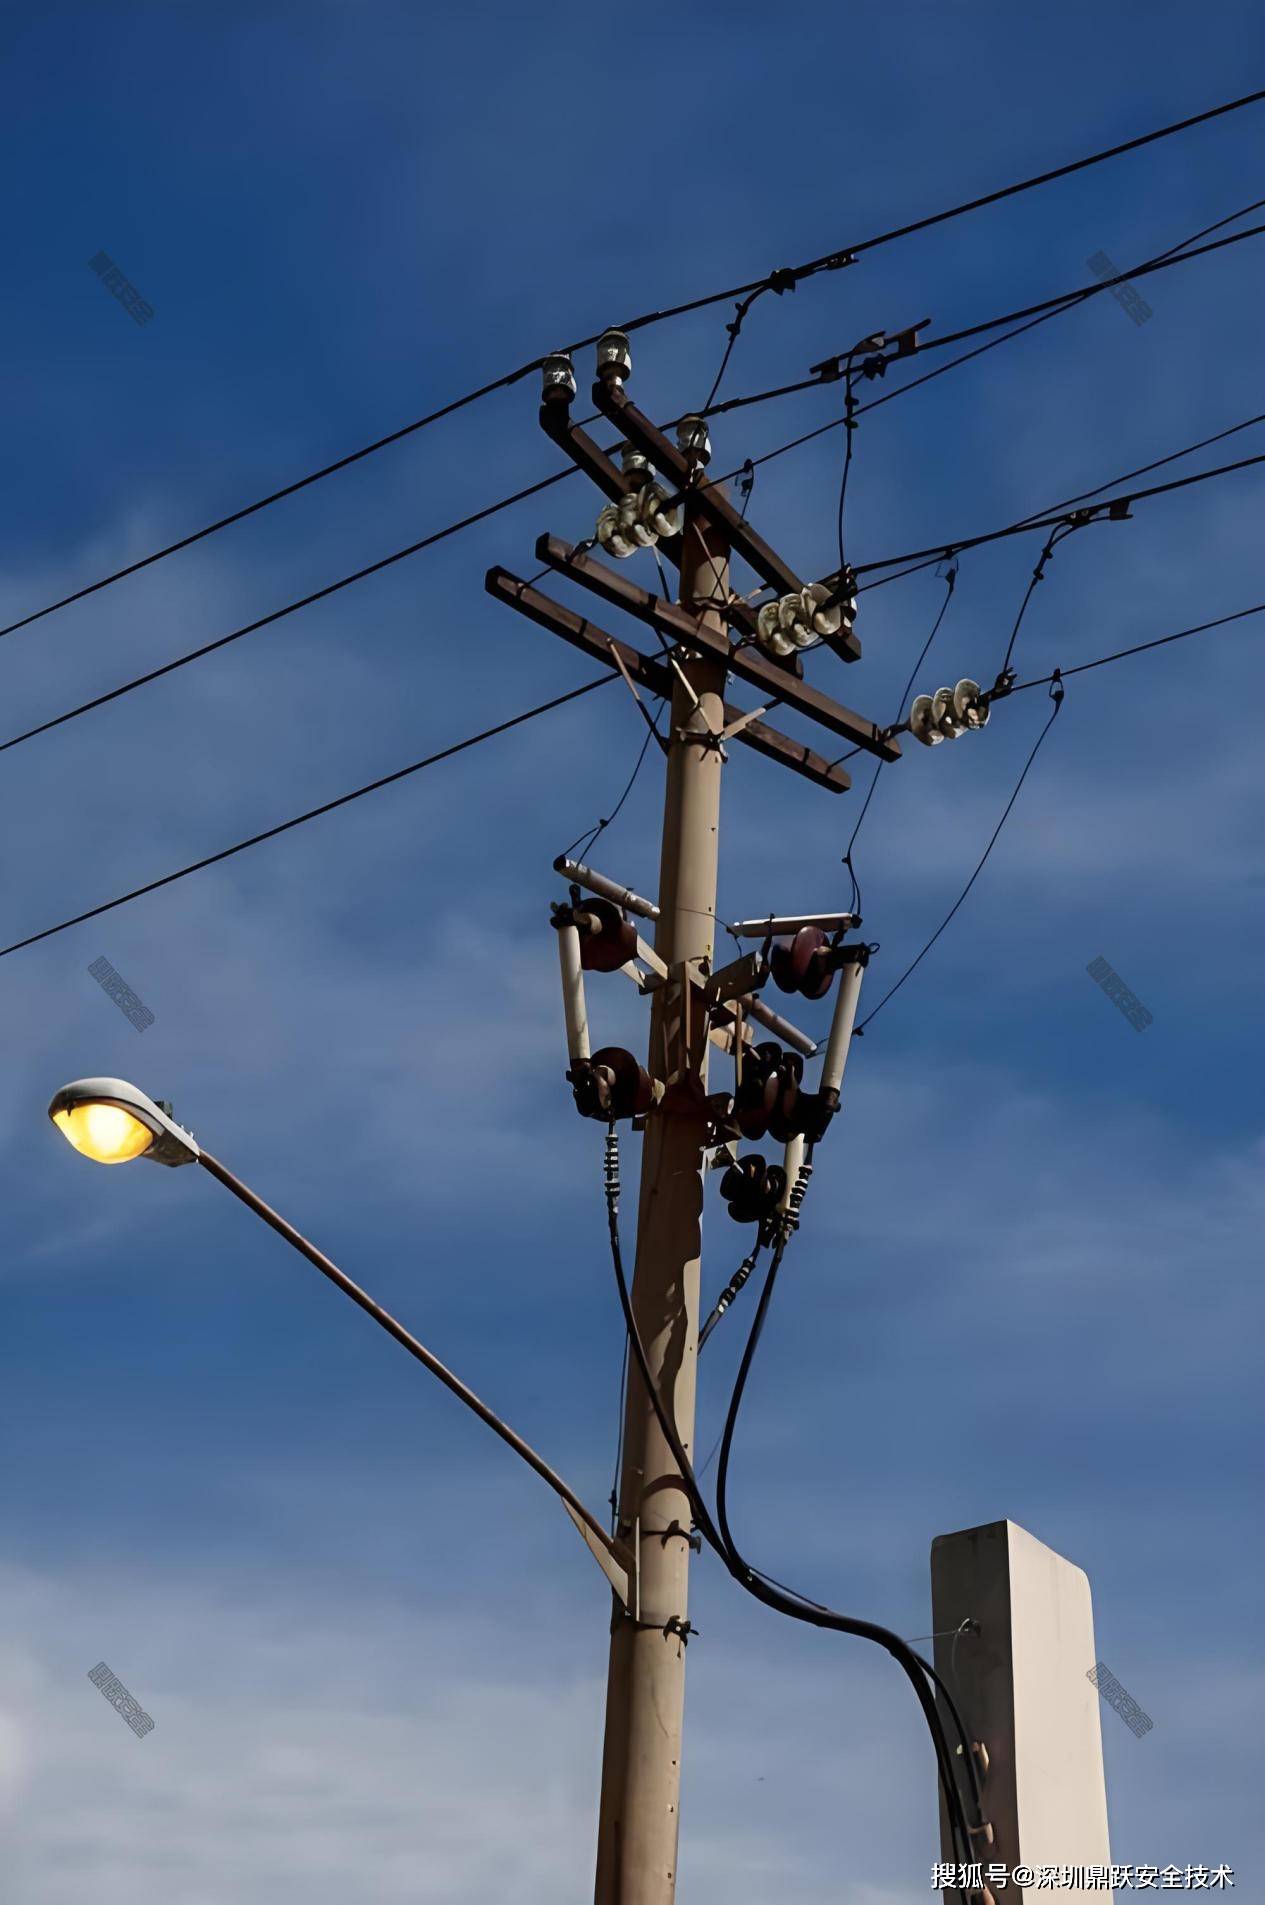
xmin=687 ymin=209 xmax=1265 ymax=545
xmin=601 ymin=1151 xmax=983 ymax=1875
xmin=997 ymin=520 xmax=1086 ymax=678
xmin=850 ymin=445 xmax=1265 ymax=578
xmin=13 ymin=378 xmax=1263 ymax=775
xmin=853 ymin=190 xmax=1265 ymax=421
xmin=9 ymin=88 xmax=1263 ymax=646
xmin=846 ymin=594 xmax=1265 ymax=1030
xmin=0 ymin=675 xmax=615 ymax=963
xmin=1012 ymin=408 xmax=1265 ymax=527
xmin=708 ymin=1223 xmax=987 ymax=1859
xmin=898 ymin=213 xmax=1265 ymax=358
xmin=701 ymin=203 xmax=1265 ymax=428
xmin=0 ymin=466 xmax=577 ymax=759
xmin=854 ymin=678 xmax=1066 ymax=1034
xmin=854 ymin=407 xmax=1265 ymax=597
xmin=0 ymin=379 xmax=575 ymax=646
xmin=842 ymin=565 xmax=958 ymax=911
xmin=1003 ymin=599 xmax=1265 ymax=694
xmin=562 ymin=703 xmax=664 ymax=863
xmin=789 ymin=84 xmax=1265 ymax=276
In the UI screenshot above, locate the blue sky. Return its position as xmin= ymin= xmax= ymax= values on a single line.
xmin=2 ymin=3 xmax=1263 ymax=1898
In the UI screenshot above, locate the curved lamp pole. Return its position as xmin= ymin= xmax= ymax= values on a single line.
xmin=48 ymin=1077 xmax=630 ymax=1600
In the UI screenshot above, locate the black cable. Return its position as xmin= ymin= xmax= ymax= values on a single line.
xmin=703 ymin=284 xmax=777 ymax=412
xmin=712 ymin=1229 xmax=985 ymax=1828
xmin=737 ymin=459 xmax=756 ymax=523
xmin=836 ymin=363 xmax=859 ymax=579
xmin=849 ymin=444 xmax=1265 ymax=579
xmin=0 ymin=466 xmax=578 ymax=760
xmin=601 ymin=1138 xmax=981 ymax=1872
xmin=854 ymin=187 xmax=1265 ymax=424
xmin=708 ymin=198 xmax=1265 ymax=429
xmin=0 ymin=674 xmax=616 ymax=963
xmin=563 ymin=704 xmax=664 ymax=863
xmin=709 ymin=399 xmax=1265 ymax=581
xmin=853 ymin=677 xmax=1066 ymax=1034
xmin=1012 ymin=407 xmax=1265 ymax=529
xmin=843 ymin=566 xmax=959 ymax=907
xmin=790 ymin=85 xmax=1265 ymax=277
xmin=855 ymin=407 xmax=1265 ymax=602
xmin=1004 ymin=599 xmax=1265 ymax=693
xmin=609 ymin=1339 xmax=629 ymax=1534
xmin=997 ymin=519 xmax=1083 ymax=678
xmin=703 ymin=199 xmax=1265 ymax=444
xmin=688 ymin=199 xmax=1265 ymax=543
xmin=716 ymin=1234 xmax=983 ymax=1783
xmin=0 ymin=376 xmax=577 ymax=645
xmin=698 ymin=1238 xmax=764 ymax=1352
xmin=900 ymin=210 xmax=1265 ymax=361
xmin=11 ymin=90 xmax=1262 ymax=646
xmin=14 ymin=400 xmax=1185 ymax=765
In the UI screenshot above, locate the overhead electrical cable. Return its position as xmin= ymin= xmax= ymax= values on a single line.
xmin=10 ymin=592 xmax=1263 ymax=969
xmin=0 ymin=468 xmax=578 ymax=758
xmin=710 ymin=1227 xmax=986 ymax=1841
xmin=842 ymin=565 xmax=958 ymax=910
xmin=0 ymin=676 xmax=615 ymax=963
xmin=700 ymin=201 xmax=1265 ymax=429
xmin=853 ymin=408 xmax=1265 ymax=597
xmin=601 ymin=1143 xmax=983 ymax=1876
xmin=853 ymin=681 xmax=1066 ymax=1034
xmin=8 ymin=88 xmax=1263 ymax=644
xmin=1003 ymin=599 xmax=1265 ymax=693
xmin=849 ymin=446 xmax=1265 ymax=579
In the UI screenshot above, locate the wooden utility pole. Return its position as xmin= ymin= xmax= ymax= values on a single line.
xmin=592 ymin=506 xmax=729 ymax=1904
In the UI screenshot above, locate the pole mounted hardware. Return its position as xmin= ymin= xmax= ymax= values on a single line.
xmin=729 ymin=910 xmax=859 ymax=937
xmin=568 ymin=1045 xmax=661 ymax=1123
xmin=809 ymin=316 xmax=931 ymax=384
xmin=489 ymin=340 xmax=899 ymax=1897
xmin=590 ymin=375 xmax=864 ymax=666
xmin=719 ymin=1154 xmax=788 ymax=1225
xmin=486 ymin=566 xmax=857 ymax=791
xmin=909 ymin=677 xmax=990 ymax=747
xmin=527 ymin=538 xmax=897 ymax=761
xmin=553 ymin=854 xmax=660 ymax=921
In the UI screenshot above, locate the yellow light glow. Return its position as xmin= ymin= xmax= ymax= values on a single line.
xmin=53 ymin=1102 xmax=155 ymax=1164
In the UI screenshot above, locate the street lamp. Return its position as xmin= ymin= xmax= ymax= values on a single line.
xmin=47 ymin=1076 xmax=631 ymax=1601
xmin=48 ymin=1077 xmax=200 ymax=1167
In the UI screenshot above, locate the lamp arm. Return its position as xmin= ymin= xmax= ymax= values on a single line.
xmin=196 ymin=1148 xmax=624 ymax=1574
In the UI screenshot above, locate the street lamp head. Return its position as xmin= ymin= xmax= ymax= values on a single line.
xmin=47 ymin=1078 xmax=200 ymax=1168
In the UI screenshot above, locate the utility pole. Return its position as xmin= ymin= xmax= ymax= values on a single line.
xmin=592 ymin=506 xmax=729 ymax=1904
xmin=487 ymin=330 xmax=902 ymax=1901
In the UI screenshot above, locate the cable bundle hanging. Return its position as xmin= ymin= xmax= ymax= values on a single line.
xmin=601 ymin=1124 xmax=988 ymax=1889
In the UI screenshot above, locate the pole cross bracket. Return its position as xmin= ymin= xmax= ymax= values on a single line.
xmin=623 ymin=1613 xmax=698 ymax=1653
xmin=656 ymin=1519 xmax=702 ymax=1552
